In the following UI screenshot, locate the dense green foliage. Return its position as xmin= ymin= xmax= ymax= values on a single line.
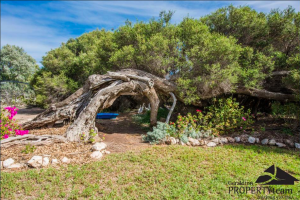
xmin=0 ymin=45 xmax=38 ymax=105
xmin=31 ymin=6 xmax=299 ymax=106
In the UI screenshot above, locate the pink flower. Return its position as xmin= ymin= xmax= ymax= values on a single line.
xmin=3 ymin=134 xmax=9 ymax=139
xmin=240 ymin=127 xmax=243 ymax=129
xmin=242 ymin=117 xmax=246 ymax=121
xmin=196 ymin=110 xmax=202 ymax=112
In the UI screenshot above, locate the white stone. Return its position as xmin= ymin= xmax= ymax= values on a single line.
xmin=102 ymin=150 xmax=111 ymax=154
xmin=176 ymin=139 xmax=179 ymax=144
xmin=42 ymin=157 xmax=49 ymax=166
xmin=255 ymin=138 xmax=260 ymax=143
xmin=170 ymin=137 xmax=177 ymax=145
xmin=234 ymin=137 xmax=241 ymax=142
xmin=248 ymin=137 xmax=256 ymax=144
xmin=276 ymin=143 xmax=286 ymax=148
xmin=3 ymin=158 xmax=15 ymax=168
xmin=92 ymin=142 xmax=107 ymax=151
xmin=186 ymin=142 xmax=191 ymax=146
xmin=220 ymin=138 xmax=228 ymax=144
xmin=227 ymin=137 xmax=235 ymax=143
xmin=51 ymin=159 xmax=59 ymax=164
xmin=295 ymin=143 xmax=300 ymax=149
xmin=211 ymin=138 xmax=220 ymax=144
xmin=61 ymin=157 xmax=70 ymax=164
xmin=207 ymin=142 xmax=217 ymax=147
xmin=27 ymin=156 xmax=43 ymax=168
xmin=179 ymin=141 xmax=185 ymax=145
xmin=188 ymin=137 xmax=200 ymax=146
xmin=90 ymin=151 xmax=103 ymax=159
xmin=7 ymin=163 xmax=23 ymax=169
xmin=261 ymin=139 xmax=269 ymax=145
xmin=268 ymin=139 xmax=276 ymax=145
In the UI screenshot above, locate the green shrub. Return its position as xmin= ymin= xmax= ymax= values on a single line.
xmin=21 ymin=144 xmax=36 ymax=154
xmin=133 ymin=107 xmax=169 ymax=126
xmin=142 ymin=122 xmax=171 ymax=144
xmin=271 ymin=101 xmax=300 ymax=129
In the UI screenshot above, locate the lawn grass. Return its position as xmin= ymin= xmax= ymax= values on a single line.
xmin=1 ymin=144 xmax=300 ymax=199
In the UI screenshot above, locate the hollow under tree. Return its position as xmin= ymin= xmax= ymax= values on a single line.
xmin=1 ymin=68 xmax=297 ymax=147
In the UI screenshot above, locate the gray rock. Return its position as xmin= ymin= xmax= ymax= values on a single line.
xmin=220 ymin=138 xmax=228 ymax=144
xmin=7 ymin=163 xmax=23 ymax=169
xmin=255 ymin=138 xmax=260 ymax=143
xmin=211 ymin=138 xmax=220 ymax=144
xmin=61 ymin=157 xmax=70 ymax=164
xmin=276 ymin=143 xmax=286 ymax=148
xmin=248 ymin=136 xmax=256 ymax=144
xmin=295 ymin=143 xmax=300 ymax=149
xmin=90 ymin=151 xmax=103 ymax=159
xmin=284 ymin=139 xmax=294 ymax=147
xmin=207 ymin=142 xmax=217 ymax=147
xmin=51 ymin=159 xmax=59 ymax=164
xmin=268 ymin=139 xmax=276 ymax=145
xmin=102 ymin=150 xmax=111 ymax=154
xmin=261 ymin=139 xmax=269 ymax=145
xmin=92 ymin=142 xmax=107 ymax=151
xmin=234 ymin=137 xmax=241 ymax=142
xmin=27 ymin=156 xmax=42 ymax=168
xmin=170 ymin=137 xmax=177 ymax=145
xmin=240 ymin=134 xmax=249 ymax=143
xmin=227 ymin=137 xmax=235 ymax=143
xmin=3 ymin=158 xmax=14 ymax=168
xmin=188 ymin=137 xmax=200 ymax=146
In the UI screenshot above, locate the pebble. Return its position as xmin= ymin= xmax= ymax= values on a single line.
xmin=248 ymin=137 xmax=256 ymax=144
xmin=92 ymin=142 xmax=107 ymax=151
xmin=268 ymin=139 xmax=276 ymax=146
xmin=234 ymin=137 xmax=241 ymax=142
xmin=3 ymin=158 xmax=15 ymax=168
xmin=90 ymin=151 xmax=103 ymax=159
xmin=61 ymin=157 xmax=70 ymax=164
xmin=207 ymin=142 xmax=217 ymax=147
xmin=261 ymin=139 xmax=269 ymax=145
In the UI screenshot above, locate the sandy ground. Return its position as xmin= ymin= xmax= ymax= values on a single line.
xmin=1 ymin=108 xmax=151 ymax=171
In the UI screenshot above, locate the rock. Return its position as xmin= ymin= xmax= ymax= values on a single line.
xmin=27 ymin=156 xmax=43 ymax=168
xmin=261 ymin=139 xmax=269 ymax=145
xmin=240 ymin=134 xmax=249 ymax=143
xmin=61 ymin=157 xmax=70 ymax=164
xmin=170 ymin=137 xmax=177 ymax=145
xmin=51 ymin=159 xmax=59 ymax=164
xmin=179 ymin=141 xmax=185 ymax=145
xmin=255 ymin=138 xmax=260 ymax=143
xmin=188 ymin=137 xmax=200 ymax=146
xmin=268 ymin=139 xmax=276 ymax=146
xmin=227 ymin=137 xmax=235 ymax=143
xmin=176 ymin=139 xmax=179 ymax=144
xmin=102 ymin=150 xmax=111 ymax=154
xmin=248 ymin=137 xmax=256 ymax=144
xmin=203 ymin=140 xmax=208 ymax=145
xmin=186 ymin=142 xmax=191 ymax=146
xmin=207 ymin=142 xmax=217 ymax=147
xmin=42 ymin=157 xmax=50 ymax=166
xmin=234 ymin=137 xmax=241 ymax=142
xmin=90 ymin=151 xmax=103 ymax=159
xmin=198 ymin=139 xmax=205 ymax=146
xmin=92 ymin=142 xmax=107 ymax=151
xmin=284 ymin=139 xmax=294 ymax=147
xmin=295 ymin=143 xmax=300 ymax=149
xmin=3 ymin=158 xmax=14 ymax=168
xmin=211 ymin=138 xmax=220 ymax=144
xmin=220 ymin=138 xmax=228 ymax=144
xmin=7 ymin=163 xmax=23 ymax=169
xmin=276 ymin=143 xmax=286 ymax=148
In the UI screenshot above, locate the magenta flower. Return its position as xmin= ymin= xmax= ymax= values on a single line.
xmin=242 ymin=117 xmax=246 ymax=121
xmin=3 ymin=134 xmax=9 ymax=139
xmin=196 ymin=110 xmax=202 ymax=112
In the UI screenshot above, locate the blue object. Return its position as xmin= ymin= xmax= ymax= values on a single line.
xmin=96 ymin=113 xmax=119 ymax=119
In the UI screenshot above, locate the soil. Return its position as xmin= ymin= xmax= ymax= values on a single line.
xmin=1 ymin=109 xmax=151 ymax=171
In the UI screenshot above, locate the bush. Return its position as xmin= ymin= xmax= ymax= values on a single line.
xmin=271 ymin=101 xmax=300 ymax=129
xmin=1 ymin=107 xmax=29 ymax=140
xmin=142 ymin=122 xmax=171 ymax=144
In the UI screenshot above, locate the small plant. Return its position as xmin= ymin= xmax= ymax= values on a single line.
xmin=21 ymin=144 xmax=36 ymax=154
xmin=142 ymin=122 xmax=172 ymax=144
xmin=88 ymin=129 xmax=97 ymax=143
xmin=260 ymin=126 xmax=266 ymax=132
xmin=281 ymin=128 xmax=293 ymax=136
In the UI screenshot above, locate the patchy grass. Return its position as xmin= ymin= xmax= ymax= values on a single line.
xmin=132 ymin=107 xmax=169 ymax=129
xmin=1 ymin=145 xmax=300 ymax=199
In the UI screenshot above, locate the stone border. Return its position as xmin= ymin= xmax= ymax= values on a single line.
xmin=164 ymin=135 xmax=300 ymax=149
xmin=1 ymin=142 xmax=110 ymax=170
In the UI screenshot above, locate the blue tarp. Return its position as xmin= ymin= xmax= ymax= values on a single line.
xmin=96 ymin=113 xmax=119 ymax=119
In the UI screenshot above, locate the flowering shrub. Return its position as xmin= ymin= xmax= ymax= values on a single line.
xmin=170 ymin=97 xmax=254 ymax=136
xmin=1 ymin=107 xmax=29 ymax=140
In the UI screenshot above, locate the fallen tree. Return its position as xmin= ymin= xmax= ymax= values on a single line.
xmin=1 ymin=69 xmax=295 ymax=146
